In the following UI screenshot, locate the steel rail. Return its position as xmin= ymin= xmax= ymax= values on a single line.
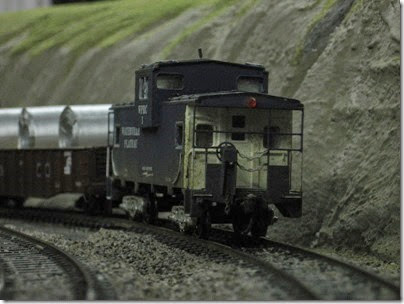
xmin=261 ymin=236 xmax=400 ymax=293
xmin=1 ymin=207 xmax=400 ymax=299
xmin=0 ymin=225 xmax=102 ymax=300
xmin=210 ymin=227 xmax=400 ymax=300
xmin=0 ymin=207 xmax=318 ymax=300
xmin=122 ymin=221 xmax=319 ymax=300
xmin=0 ymin=258 xmax=6 ymax=298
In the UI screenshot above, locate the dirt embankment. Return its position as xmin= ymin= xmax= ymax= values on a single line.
xmin=0 ymin=0 xmax=400 ymax=263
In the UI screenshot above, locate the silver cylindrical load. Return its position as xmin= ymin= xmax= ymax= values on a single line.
xmin=0 ymin=107 xmax=23 ymax=149
xmin=19 ymin=106 xmax=65 ymax=149
xmin=59 ymin=104 xmax=112 ymax=148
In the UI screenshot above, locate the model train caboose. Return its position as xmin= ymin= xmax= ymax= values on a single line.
xmin=108 ymin=59 xmax=304 ymax=237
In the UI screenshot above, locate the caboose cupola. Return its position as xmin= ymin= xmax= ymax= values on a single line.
xmin=134 ymin=59 xmax=269 ymax=128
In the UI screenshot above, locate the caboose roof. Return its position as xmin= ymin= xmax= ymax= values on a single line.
xmin=167 ymin=91 xmax=303 ymax=110
xmin=139 ymin=59 xmax=265 ymax=71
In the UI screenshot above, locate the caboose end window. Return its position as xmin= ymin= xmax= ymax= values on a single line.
xmin=195 ymin=124 xmax=213 ymax=147
xmin=237 ymin=76 xmax=263 ymax=93
xmin=263 ymin=126 xmax=281 ymax=149
xmin=231 ymin=115 xmax=245 ymax=141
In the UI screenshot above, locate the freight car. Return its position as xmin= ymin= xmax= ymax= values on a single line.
xmin=59 ymin=104 xmax=112 ymax=148
xmin=0 ymin=148 xmax=108 ymax=211
xmin=108 ymin=59 xmax=304 ymax=238
xmin=0 ymin=108 xmax=22 ymax=149
xmin=19 ymin=106 xmax=65 ymax=149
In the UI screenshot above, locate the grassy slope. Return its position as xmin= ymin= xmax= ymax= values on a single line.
xmin=159 ymin=0 xmax=247 ymax=59
xmin=0 ymin=0 xmax=234 ymax=57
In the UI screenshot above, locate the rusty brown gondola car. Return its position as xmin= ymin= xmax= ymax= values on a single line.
xmin=0 ymin=148 xmax=107 ymax=209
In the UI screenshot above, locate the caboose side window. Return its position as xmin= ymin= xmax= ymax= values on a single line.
xmin=139 ymin=77 xmax=149 ymax=100
xmin=237 ymin=76 xmax=263 ymax=93
xmin=195 ymin=124 xmax=213 ymax=148
xmin=157 ymin=74 xmax=184 ymax=90
xmin=115 ymin=126 xmax=121 ymax=146
xmin=175 ymin=122 xmax=183 ymax=148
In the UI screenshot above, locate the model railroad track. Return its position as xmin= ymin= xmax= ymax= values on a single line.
xmin=0 ymin=207 xmax=318 ymax=300
xmin=0 ymin=225 xmax=111 ymax=300
xmin=209 ymin=228 xmax=400 ymax=300
xmin=0 ymin=257 xmax=8 ymax=298
xmin=126 ymin=223 xmax=318 ymax=299
xmin=0 ymin=207 xmax=400 ymax=300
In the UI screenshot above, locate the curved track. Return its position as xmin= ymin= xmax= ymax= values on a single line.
xmin=0 ymin=207 xmax=317 ymax=300
xmin=0 ymin=206 xmax=400 ymax=300
xmin=210 ymin=228 xmax=400 ymax=300
xmin=256 ymin=237 xmax=400 ymax=300
xmin=124 ymin=222 xmax=318 ymax=299
xmin=0 ymin=225 xmax=108 ymax=300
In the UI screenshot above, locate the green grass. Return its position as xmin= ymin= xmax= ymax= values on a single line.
xmin=159 ymin=0 xmax=239 ymax=59
xmin=292 ymin=0 xmax=338 ymax=65
xmin=392 ymin=56 xmax=400 ymax=64
xmin=345 ymin=0 xmax=363 ymax=20
xmin=235 ymin=0 xmax=258 ymax=19
xmin=0 ymin=0 xmax=222 ymax=57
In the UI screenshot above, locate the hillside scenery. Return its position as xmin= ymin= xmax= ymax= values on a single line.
xmin=0 ymin=0 xmax=400 ymax=280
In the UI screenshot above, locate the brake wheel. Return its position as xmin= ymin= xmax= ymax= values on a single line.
xmin=215 ymin=141 xmax=237 ymax=161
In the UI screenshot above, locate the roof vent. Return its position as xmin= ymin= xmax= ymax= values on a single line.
xmin=245 ymin=62 xmax=264 ymax=68
xmin=198 ymin=48 xmax=203 ymax=59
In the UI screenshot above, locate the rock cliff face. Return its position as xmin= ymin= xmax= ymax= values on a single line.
xmin=0 ymin=0 xmax=400 ymax=261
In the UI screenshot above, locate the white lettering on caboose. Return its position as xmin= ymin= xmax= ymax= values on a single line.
xmin=138 ymin=105 xmax=148 ymax=115
xmin=124 ymin=139 xmax=138 ymax=149
xmin=122 ymin=127 xmax=140 ymax=136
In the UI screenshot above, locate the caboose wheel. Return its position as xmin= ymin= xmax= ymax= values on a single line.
xmin=232 ymin=213 xmax=251 ymax=234
xmin=196 ymin=211 xmax=211 ymax=239
xmin=103 ymin=199 xmax=113 ymax=216
xmin=231 ymin=195 xmax=271 ymax=237
xmin=143 ymin=195 xmax=157 ymax=224
xmin=250 ymin=218 xmax=268 ymax=237
xmin=4 ymin=198 xmax=24 ymax=208
xmin=82 ymin=194 xmax=94 ymax=215
xmin=82 ymin=194 xmax=102 ymax=215
xmin=250 ymin=206 xmax=270 ymax=237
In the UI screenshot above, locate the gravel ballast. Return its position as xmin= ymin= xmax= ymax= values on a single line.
xmin=246 ymin=246 xmax=398 ymax=300
xmin=1 ymin=221 xmax=284 ymax=300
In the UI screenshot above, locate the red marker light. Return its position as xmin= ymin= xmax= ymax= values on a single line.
xmin=248 ymin=97 xmax=257 ymax=108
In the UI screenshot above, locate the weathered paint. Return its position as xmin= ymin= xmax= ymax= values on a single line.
xmin=183 ymin=105 xmax=299 ymax=191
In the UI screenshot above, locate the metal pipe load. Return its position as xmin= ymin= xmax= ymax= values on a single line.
xmin=59 ymin=104 xmax=112 ymax=148
xmin=18 ymin=106 xmax=65 ymax=149
xmin=0 ymin=108 xmax=23 ymax=149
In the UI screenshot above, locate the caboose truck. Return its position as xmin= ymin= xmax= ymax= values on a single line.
xmin=108 ymin=59 xmax=304 ymax=238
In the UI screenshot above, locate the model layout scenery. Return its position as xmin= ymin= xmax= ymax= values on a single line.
xmin=0 ymin=59 xmax=304 ymax=238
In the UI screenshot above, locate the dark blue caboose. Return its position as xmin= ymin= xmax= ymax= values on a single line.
xmin=108 ymin=59 xmax=303 ymax=238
